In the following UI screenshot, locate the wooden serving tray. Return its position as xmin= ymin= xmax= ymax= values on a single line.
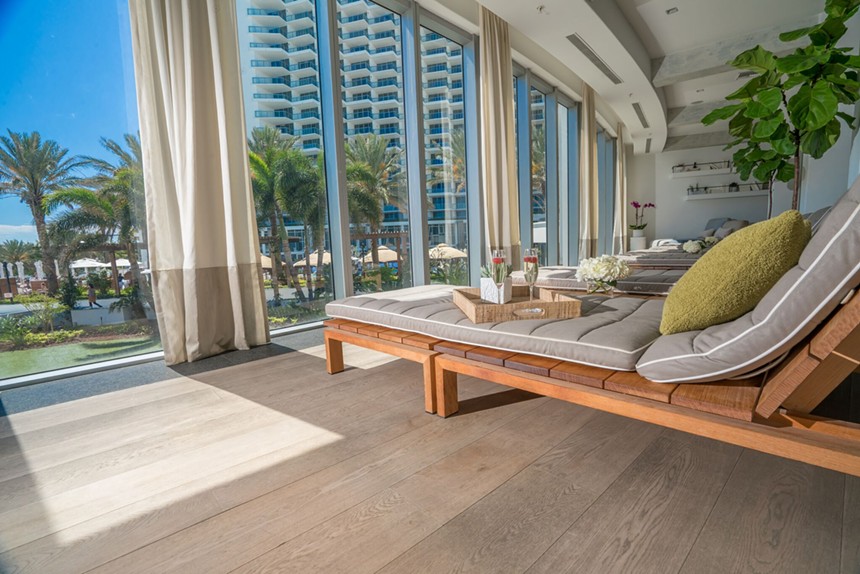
xmin=453 ymin=286 xmax=581 ymax=324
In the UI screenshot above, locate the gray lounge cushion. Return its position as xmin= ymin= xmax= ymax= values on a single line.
xmin=326 ymin=285 xmax=663 ymax=370
xmin=637 ymin=182 xmax=860 ymax=383
xmin=714 ymin=219 xmax=749 ymax=240
xmin=511 ymin=267 xmax=684 ymax=295
xmin=619 ymin=248 xmax=703 ymax=268
xmin=804 ymin=205 xmax=832 ymax=234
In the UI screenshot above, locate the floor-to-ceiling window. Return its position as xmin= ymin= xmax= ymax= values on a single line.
xmin=513 ymin=68 xmax=580 ymax=268
xmin=337 ymin=0 xmax=412 ymax=293
xmin=422 ymin=27 xmax=469 ymax=285
xmin=529 ymin=87 xmax=548 ymax=265
xmin=239 ymin=0 xmax=334 ymax=327
xmin=0 ymin=1 xmax=161 ymax=380
xmin=557 ymin=100 xmax=580 ymax=265
xmin=596 ymin=128 xmax=617 ymax=255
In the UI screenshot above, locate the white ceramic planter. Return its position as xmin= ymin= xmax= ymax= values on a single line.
xmin=480 ymin=277 xmax=512 ymax=304
xmin=631 ymin=228 xmax=646 ymax=238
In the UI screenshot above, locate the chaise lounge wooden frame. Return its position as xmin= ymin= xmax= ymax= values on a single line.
xmin=323 ymin=290 xmax=860 ymax=477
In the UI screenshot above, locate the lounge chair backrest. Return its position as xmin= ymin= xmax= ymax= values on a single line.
xmin=636 ymin=180 xmax=860 ymax=383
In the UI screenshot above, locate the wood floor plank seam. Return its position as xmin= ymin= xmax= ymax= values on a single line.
xmin=368 ymin=405 xmax=597 ymax=574
xmin=14 ymin=393 xmax=437 ymax=574
xmin=130 ymin=393 xmax=551 ymax=574
xmin=519 ymin=428 xmax=669 ymax=574
xmin=674 ymin=447 xmax=745 ymax=574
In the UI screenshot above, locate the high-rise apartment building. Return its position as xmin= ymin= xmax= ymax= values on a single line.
xmin=236 ymin=0 xmax=467 ymax=261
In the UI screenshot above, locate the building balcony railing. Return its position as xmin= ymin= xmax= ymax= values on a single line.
xmin=285 ymin=10 xmax=313 ymax=22
xmin=248 ymin=9 xmax=284 ymax=17
xmin=255 ymin=110 xmax=293 ymax=118
xmin=249 ymin=26 xmax=284 ymax=34
xmin=253 ymin=93 xmax=291 ymax=100
xmin=252 ymin=77 xmax=288 ymax=85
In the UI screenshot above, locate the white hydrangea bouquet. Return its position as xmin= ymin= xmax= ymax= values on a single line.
xmin=683 ymin=236 xmax=719 ymax=254
xmin=575 ymin=255 xmax=631 ymax=295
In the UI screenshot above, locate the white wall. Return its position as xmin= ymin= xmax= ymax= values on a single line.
xmin=626 ymin=149 xmax=656 ymax=241
xmin=801 ymin=126 xmax=854 ymax=212
xmin=627 ymin=146 xmax=769 ymax=240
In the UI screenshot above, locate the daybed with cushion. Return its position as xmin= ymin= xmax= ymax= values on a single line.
xmin=323 ymin=181 xmax=860 ymax=476
xmin=511 ymin=267 xmax=685 ymax=296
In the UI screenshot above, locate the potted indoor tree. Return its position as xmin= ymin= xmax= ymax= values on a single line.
xmin=702 ymin=0 xmax=860 ymax=213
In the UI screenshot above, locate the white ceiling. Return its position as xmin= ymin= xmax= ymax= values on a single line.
xmin=478 ymin=0 xmax=830 ymax=153
xmin=616 ymin=0 xmax=822 ymax=57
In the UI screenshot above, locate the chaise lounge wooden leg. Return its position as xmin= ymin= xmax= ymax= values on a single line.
xmin=435 ymin=358 xmax=459 ymax=417
xmin=324 ymin=330 xmax=344 ymax=375
xmin=422 ymin=356 xmax=437 ymax=414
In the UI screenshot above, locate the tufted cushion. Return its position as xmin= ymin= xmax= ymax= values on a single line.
xmin=638 ymin=182 xmax=860 ymax=383
xmin=327 ymin=285 xmax=663 ymax=371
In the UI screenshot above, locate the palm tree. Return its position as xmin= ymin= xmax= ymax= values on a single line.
xmin=248 ymin=127 xmax=306 ymax=302
xmin=0 ymin=131 xmax=89 ymax=292
xmin=273 ymin=147 xmax=324 ymax=300
xmin=345 ymin=134 xmax=406 ymax=266
xmin=45 ymin=135 xmax=150 ymax=316
xmin=531 ymin=125 xmax=547 ymax=217
xmin=0 ymin=240 xmax=38 ymax=275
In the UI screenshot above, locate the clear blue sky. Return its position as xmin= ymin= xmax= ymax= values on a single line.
xmin=0 ymin=0 xmax=138 ymax=243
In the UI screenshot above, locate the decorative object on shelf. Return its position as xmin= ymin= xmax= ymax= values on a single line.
xmin=701 ymin=1 xmax=860 ymax=215
xmin=480 ymin=250 xmax=512 ymax=304
xmin=671 ymin=160 xmax=731 ymax=174
xmin=628 ymin=201 xmax=655 ymax=235
xmin=575 ymin=255 xmax=631 ymax=296
xmin=685 ymin=181 xmax=770 ymax=197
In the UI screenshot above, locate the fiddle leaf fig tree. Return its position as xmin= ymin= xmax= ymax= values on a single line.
xmin=702 ymin=0 xmax=860 ymax=211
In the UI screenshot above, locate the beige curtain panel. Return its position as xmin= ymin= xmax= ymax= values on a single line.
xmin=479 ymin=7 xmax=521 ymax=264
xmin=612 ymin=122 xmax=628 ymax=254
xmin=578 ymin=84 xmax=598 ymax=260
xmin=129 ymin=0 xmax=269 ymax=365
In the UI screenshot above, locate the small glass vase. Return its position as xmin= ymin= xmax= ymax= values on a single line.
xmin=586 ymin=280 xmax=616 ymax=296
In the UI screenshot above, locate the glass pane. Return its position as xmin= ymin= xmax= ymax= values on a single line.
xmin=422 ymin=27 xmax=468 ymax=286
xmin=0 ymin=1 xmax=161 ymax=379
xmin=338 ymin=0 xmax=411 ymax=293
xmin=239 ymin=0 xmax=332 ymax=327
xmin=558 ymin=103 xmax=568 ymax=262
xmin=529 ymin=87 xmax=547 ymax=264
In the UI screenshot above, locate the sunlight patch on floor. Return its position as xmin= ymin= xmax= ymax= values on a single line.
xmin=298 ymin=343 xmax=401 ymax=369
xmin=2 ymin=384 xmax=343 ymax=548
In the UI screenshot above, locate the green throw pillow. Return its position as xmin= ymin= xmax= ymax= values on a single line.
xmin=660 ymin=210 xmax=811 ymax=335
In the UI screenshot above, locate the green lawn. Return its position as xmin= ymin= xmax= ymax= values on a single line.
xmin=0 ymin=336 xmax=162 ymax=379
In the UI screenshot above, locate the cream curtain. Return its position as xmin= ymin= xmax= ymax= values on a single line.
xmin=129 ymin=0 xmax=269 ymax=365
xmin=479 ymin=7 xmax=520 ymax=264
xmin=578 ymin=84 xmax=598 ymax=260
xmin=612 ymin=122 xmax=628 ymax=254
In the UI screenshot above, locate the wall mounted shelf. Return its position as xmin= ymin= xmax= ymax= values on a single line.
xmin=685 ymin=190 xmax=769 ymax=201
xmin=670 ymin=167 xmax=736 ymax=179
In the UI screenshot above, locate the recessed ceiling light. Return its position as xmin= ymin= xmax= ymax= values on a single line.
xmin=665 ymin=7 xmax=679 ymax=15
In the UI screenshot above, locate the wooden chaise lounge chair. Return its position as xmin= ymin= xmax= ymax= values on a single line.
xmin=323 ymin=185 xmax=860 ymax=477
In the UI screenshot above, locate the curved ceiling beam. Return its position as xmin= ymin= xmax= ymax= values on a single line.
xmin=479 ymin=0 xmax=666 ymax=154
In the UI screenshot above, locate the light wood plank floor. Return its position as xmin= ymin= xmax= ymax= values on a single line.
xmin=0 ymin=336 xmax=857 ymax=574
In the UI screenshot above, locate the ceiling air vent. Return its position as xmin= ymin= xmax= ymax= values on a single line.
xmin=566 ymin=33 xmax=623 ymax=85
xmin=632 ymin=102 xmax=650 ymax=129
xmin=645 ymin=138 xmax=652 ymax=154
xmin=737 ymin=71 xmax=756 ymax=79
